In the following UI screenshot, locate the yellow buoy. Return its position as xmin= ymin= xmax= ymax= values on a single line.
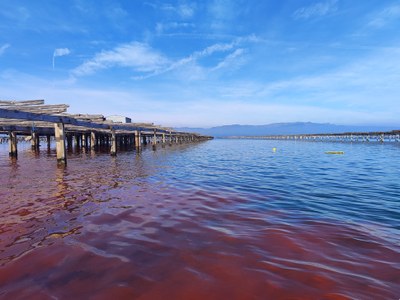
xmin=325 ymin=151 xmax=344 ymax=155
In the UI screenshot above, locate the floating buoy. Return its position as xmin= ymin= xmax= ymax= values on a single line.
xmin=325 ymin=151 xmax=344 ymax=154
xmin=272 ymin=147 xmax=277 ymax=152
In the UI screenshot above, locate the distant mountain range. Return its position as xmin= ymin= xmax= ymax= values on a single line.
xmin=175 ymin=122 xmax=400 ymax=138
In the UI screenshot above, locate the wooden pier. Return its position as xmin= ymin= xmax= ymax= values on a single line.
xmin=0 ymin=100 xmax=213 ymax=164
xmin=230 ymin=131 xmax=400 ymax=143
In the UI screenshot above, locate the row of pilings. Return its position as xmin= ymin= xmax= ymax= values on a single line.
xmin=3 ymin=127 xmax=212 ymax=165
xmin=230 ymin=132 xmax=400 ymax=143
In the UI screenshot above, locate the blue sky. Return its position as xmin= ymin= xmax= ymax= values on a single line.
xmin=1 ymin=0 xmax=400 ymax=127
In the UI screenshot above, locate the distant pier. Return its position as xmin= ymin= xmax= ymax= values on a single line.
xmin=0 ymin=100 xmax=213 ymax=165
xmin=229 ymin=131 xmax=400 ymax=143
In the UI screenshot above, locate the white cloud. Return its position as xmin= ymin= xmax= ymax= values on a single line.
xmin=72 ymin=35 xmax=259 ymax=79
xmin=367 ymin=4 xmax=400 ymax=28
xmin=0 ymin=43 xmax=10 ymax=56
xmin=53 ymin=48 xmax=71 ymax=69
xmin=293 ymin=0 xmax=338 ymax=20
xmin=54 ymin=48 xmax=71 ymax=57
xmin=72 ymin=42 xmax=170 ymax=76
xmin=136 ymin=35 xmax=258 ymax=80
xmin=177 ymin=3 xmax=196 ymax=18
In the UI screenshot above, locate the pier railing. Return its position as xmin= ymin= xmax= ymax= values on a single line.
xmin=0 ymin=100 xmax=213 ymax=164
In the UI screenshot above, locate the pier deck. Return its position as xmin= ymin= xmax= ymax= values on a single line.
xmin=0 ymin=100 xmax=212 ymax=164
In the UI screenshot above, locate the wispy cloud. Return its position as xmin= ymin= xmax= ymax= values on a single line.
xmin=212 ymin=48 xmax=246 ymax=71
xmin=133 ymin=35 xmax=258 ymax=80
xmin=72 ymin=42 xmax=169 ymax=76
xmin=207 ymin=0 xmax=238 ymax=31
xmin=155 ymin=22 xmax=194 ymax=34
xmin=53 ymin=48 xmax=71 ymax=69
xmin=145 ymin=1 xmax=196 ymax=19
xmin=72 ymin=35 xmax=258 ymax=80
xmin=177 ymin=2 xmax=196 ymax=18
xmin=293 ymin=0 xmax=338 ymax=20
xmin=0 ymin=43 xmax=10 ymax=56
xmin=367 ymin=4 xmax=400 ymax=28
xmin=0 ymin=5 xmax=30 ymax=22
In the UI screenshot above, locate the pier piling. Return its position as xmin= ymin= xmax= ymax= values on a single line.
xmin=54 ymin=123 xmax=67 ymax=165
xmin=8 ymin=131 xmax=18 ymax=158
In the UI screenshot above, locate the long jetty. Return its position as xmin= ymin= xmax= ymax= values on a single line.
xmin=230 ymin=131 xmax=400 ymax=143
xmin=0 ymin=100 xmax=213 ymax=164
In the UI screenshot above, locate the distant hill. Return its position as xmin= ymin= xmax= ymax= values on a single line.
xmin=175 ymin=122 xmax=399 ymax=138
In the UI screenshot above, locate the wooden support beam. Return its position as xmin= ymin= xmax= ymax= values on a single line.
xmin=54 ymin=123 xmax=67 ymax=165
xmin=152 ymin=129 xmax=157 ymax=150
xmin=66 ymin=134 xmax=72 ymax=150
xmin=153 ymin=129 xmax=157 ymax=145
xmin=134 ymin=130 xmax=141 ymax=149
xmin=8 ymin=131 xmax=17 ymax=157
xmin=74 ymin=134 xmax=80 ymax=148
xmin=46 ymin=135 xmax=51 ymax=148
xmin=162 ymin=133 xmax=166 ymax=147
xmin=90 ymin=131 xmax=96 ymax=149
xmin=31 ymin=130 xmax=40 ymax=150
xmin=81 ymin=133 xmax=87 ymax=148
xmin=110 ymin=130 xmax=117 ymax=156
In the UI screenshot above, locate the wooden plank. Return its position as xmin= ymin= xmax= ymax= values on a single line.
xmin=0 ymin=100 xmax=45 ymax=106
xmin=0 ymin=108 xmax=175 ymax=134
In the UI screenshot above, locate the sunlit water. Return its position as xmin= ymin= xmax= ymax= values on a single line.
xmin=0 ymin=139 xmax=399 ymax=299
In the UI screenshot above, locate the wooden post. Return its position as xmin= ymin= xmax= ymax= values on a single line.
xmin=81 ymin=133 xmax=87 ymax=148
xmin=74 ymin=134 xmax=80 ymax=148
xmin=31 ymin=130 xmax=39 ymax=150
xmin=66 ymin=134 xmax=72 ymax=151
xmin=46 ymin=135 xmax=51 ymax=149
xmin=90 ymin=132 xmax=96 ymax=149
xmin=135 ymin=130 xmax=141 ymax=150
xmin=8 ymin=131 xmax=18 ymax=158
xmin=162 ymin=133 xmax=166 ymax=147
xmin=153 ymin=130 xmax=158 ymax=145
xmin=152 ymin=129 xmax=157 ymax=150
xmin=110 ymin=130 xmax=117 ymax=156
xmin=54 ymin=123 xmax=67 ymax=165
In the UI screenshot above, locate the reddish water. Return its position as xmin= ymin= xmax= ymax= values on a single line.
xmin=0 ymin=142 xmax=399 ymax=299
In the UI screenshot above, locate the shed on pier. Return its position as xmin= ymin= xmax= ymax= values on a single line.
xmin=106 ymin=115 xmax=132 ymax=124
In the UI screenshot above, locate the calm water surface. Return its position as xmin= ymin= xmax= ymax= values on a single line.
xmin=0 ymin=139 xmax=399 ymax=299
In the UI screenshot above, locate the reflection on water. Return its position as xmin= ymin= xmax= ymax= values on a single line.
xmin=0 ymin=140 xmax=399 ymax=299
